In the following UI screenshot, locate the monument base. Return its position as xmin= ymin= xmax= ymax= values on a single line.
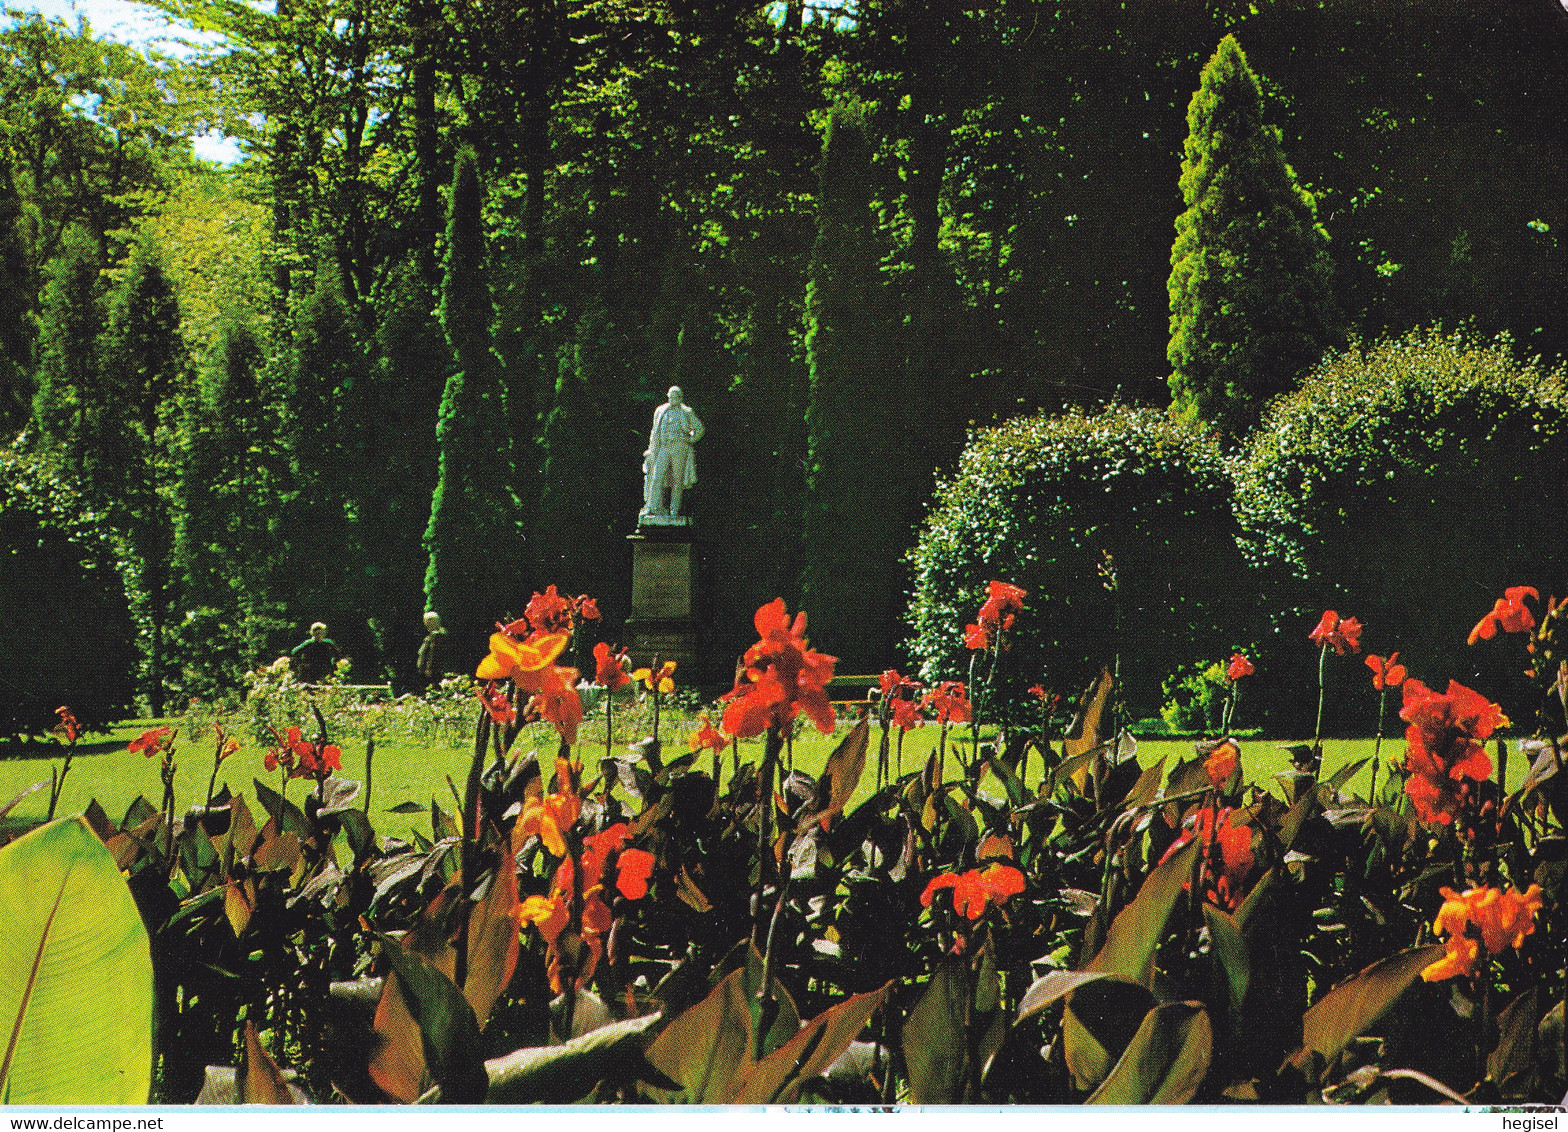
xmin=626 ymin=530 xmax=696 ymax=671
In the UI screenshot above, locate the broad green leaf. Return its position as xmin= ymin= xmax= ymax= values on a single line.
xmin=463 ymin=855 xmax=520 ymax=1029
xmin=1321 ymin=758 xmax=1369 ymax=797
xmin=1489 ymin=988 xmax=1539 ymax=1092
xmin=1062 ymin=975 xmax=1158 ymax=1091
xmin=734 ymin=983 xmax=891 ymax=1104
xmin=1064 ymin=669 xmax=1113 ymax=761
xmin=240 ymin=1020 xmax=296 ymax=1104
xmin=900 ymin=961 xmax=968 ymax=1103
xmin=644 ymin=963 xmax=754 ymax=1102
xmin=0 ymin=817 xmax=152 ymax=1104
xmin=1202 ymin=904 xmax=1250 ymax=1025
xmin=373 ymin=933 xmax=488 ymax=1103
xmin=817 ymin=718 xmax=870 ymax=824
xmin=252 ymin=779 xmax=310 ymax=838
xmin=1289 ymin=944 xmax=1446 ymax=1072
xmin=1087 ymin=1002 xmax=1213 ymax=1104
xmin=484 ymin=1014 xmax=661 ymax=1104
xmin=1084 ymin=838 xmax=1199 ymax=984
xmin=1015 ymin=970 xmax=1126 ymax=1024
xmin=1121 ymin=756 xmax=1166 ymax=809
xmin=986 ymin=753 xmax=1026 ymax=808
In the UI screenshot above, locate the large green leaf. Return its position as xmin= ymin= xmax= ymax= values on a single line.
xmin=1085 ymin=838 xmax=1199 ymax=984
xmin=734 ymin=984 xmax=891 ymax=1104
xmin=0 ymin=817 xmax=152 ymax=1104
xmin=373 ymin=934 xmax=488 ymax=1104
xmin=1087 ymin=1002 xmax=1213 ymax=1104
xmin=483 ymin=1014 xmax=661 ymax=1104
xmin=1289 ymin=944 xmax=1446 ymax=1073
xmin=901 ymin=962 xmax=969 ymax=1104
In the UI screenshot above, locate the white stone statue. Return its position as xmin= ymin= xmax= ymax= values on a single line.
xmin=640 ymin=386 xmax=704 ymax=523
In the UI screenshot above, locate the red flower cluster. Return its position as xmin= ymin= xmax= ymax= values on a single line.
xmin=1399 ymin=678 xmax=1502 ymax=826
xmin=922 ymin=681 xmax=971 ymax=726
xmin=129 ymin=726 xmax=173 ymax=758
xmin=593 ymin=642 xmax=632 ymax=690
xmin=965 ymin=580 xmax=1026 ymax=650
xmin=478 ymin=683 xmax=517 ymax=727
xmin=263 ymin=726 xmax=341 ymax=783
xmin=53 ymin=705 xmax=80 ymax=744
xmin=1202 ymin=739 xmax=1240 ymax=790
xmin=519 ymin=822 xmax=655 ymax=993
xmin=878 ymin=670 xmax=925 ymax=731
xmin=1308 ymin=610 xmax=1362 ymax=655
xmin=920 ymin=862 xmax=1026 ymax=920
xmin=720 ymin=599 xmax=837 ymax=739
xmin=1468 ymin=586 xmax=1538 ymax=645
xmin=1161 ymin=806 xmax=1254 ymax=911
xmin=1421 ymin=884 xmax=1544 ymax=982
xmin=1226 ymin=654 xmax=1254 ymax=681
xmin=1365 ymin=652 xmax=1406 ymax=690
xmin=502 ymin=586 xmax=601 ymax=637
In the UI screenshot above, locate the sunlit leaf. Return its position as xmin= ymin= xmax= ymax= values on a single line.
xmin=901 ymin=961 xmax=968 ymax=1103
xmin=1289 ymin=944 xmax=1446 ymax=1073
xmin=1087 ymin=1002 xmax=1212 ymax=1104
xmin=372 ymin=933 xmax=487 ymax=1103
xmin=734 ymin=983 xmax=891 ymax=1104
xmin=0 ymin=817 xmax=152 ymax=1104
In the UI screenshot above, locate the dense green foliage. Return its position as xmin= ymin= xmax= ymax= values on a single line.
xmin=0 ymin=452 xmax=138 ymax=737
xmin=908 ymin=407 xmax=1254 ymax=716
xmin=6 ymin=0 xmax=1568 ymax=710
xmin=1167 ymin=35 xmax=1342 ymax=435
xmin=1234 ymin=329 xmax=1568 ymax=729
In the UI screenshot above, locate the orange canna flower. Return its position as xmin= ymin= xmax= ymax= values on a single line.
xmin=920 ymin=863 xmax=1026 ymax=920
xmin=633 ymin=660 xmax=677 ymax=694
xmin=1160 ymin=806 xmax=1254 ymax=911
xmin=1365 ymin=652 xmax=1406 ymax=690
xmin=130 ymin=726 xmax=173 ymax=758
xmin=477 ymin=630 xmax=570 ymax=682
xmin=1421 ymin=884 xmax=1544 ymax=981
xmin=688 ymin=712 xmax=728 ymax=757
xmin=922 ymin=681 xmax=971 ymax=726
xmin=1468 ymin=586 xmax=1539 ymax=645
xmin=517 ymin=763 xmax=582 ymax=857
xmin=53 ymin=705 xmax=81 ymax=744
xmin=1203 ymin=739 xmax=1240 ymax=790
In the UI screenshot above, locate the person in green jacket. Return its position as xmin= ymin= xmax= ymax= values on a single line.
xmin=291 ymin=622 xmax=341 ymax=684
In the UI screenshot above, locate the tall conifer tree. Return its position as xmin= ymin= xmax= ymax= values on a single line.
xmin=799 ymin=103 xmax=905 ymax=670
xmin=424 ymin=149 xmax=521 ymax=655
xmin=0 ymin=155 xmax=33 ymax=435
xmin=1167 ymin=34 xmax=1343 ymax=437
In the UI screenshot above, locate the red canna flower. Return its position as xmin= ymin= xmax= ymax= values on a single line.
xmin=575 ymin=595 xmax=601 ymax=622
xmin=1226 ymin=654 xmax=1255 ymax=681
xmin=720 ymin=599 xmax=837 ymax=739
xmin=1421 ymin=884 xmax=1544 ymax=981
xmin=130 ymin=726 xmax=173 ymax=758
xmin=524 ymin=585 xmax=575 ymax=634
xmin=965 ymin=580 xmax=1027 ymax=650
xmin=920 ymin=863 xmax=1026 ymax=920
xmin=1309 ymin=610 xmax=1362 ymax=655
xmin=1161 ymin=806 xmax=1254 ymax=910
xmin=891 ymin=697 xmax=925 ymax=731
xmin=922 ymin=681 xmax=971 ymax=726
xmin=593 ymin=642 xmax=631 ymax=690
xmin=1202 ymin=739 xmax=1240 ymax=790
xmin=478 ymin=682 xmax=517 ymax=726
xmin=1365 ymin=652 xmax=1406 ymax=690
xmin=53 ymin=706 xmax=80 ymax=744
xmin=1398 ymin=678 xmax=1503 ymax=826
xmin=1468 ymin=586 xmax=1539 ymax=645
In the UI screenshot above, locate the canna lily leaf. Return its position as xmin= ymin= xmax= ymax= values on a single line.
xmin=372 ymin=933 xmax=488 ymax=1104
xmin=1015 ymin=970 xmax=1129 ymax=1024
xmin=816 ymin=717 xmax=870 ymax=826
xmin=1087 ymin=1002 xmax=1213 ymax=1104
xmin=732 ymin=983 xmax=891 ymax=1104
xmin=241 ymin=1020 xmax=298 ymax=1104
xmin=1288 ymin=944 xmax=1446 ymax=1074
xmin=900 ymin=961 xmax=969 ymax=1103
xmin=1202 ymin=904 xmax=1251 ymax=1025
xmin=0 ymin=817 xmax=152 ymax=1104
xmin=484 ymin=1013 xmax=662 ymax=1104
xmin=1083 ymin=837 xmax=1199 ymax=984
xmin=1061 ymin=975 xmax=1159 ymax=1092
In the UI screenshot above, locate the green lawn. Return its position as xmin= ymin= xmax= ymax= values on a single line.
xmin=0 ymin=717 xmax=1525 ymax=844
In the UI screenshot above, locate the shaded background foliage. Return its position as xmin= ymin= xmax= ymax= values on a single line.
xmin=3 ymin=0 xmax=1568 ymax=721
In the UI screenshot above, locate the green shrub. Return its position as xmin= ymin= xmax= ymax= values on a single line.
xmin=1234 ymin=328 xmax=1568 ymax=730
xmin=907 ymin=406 xmax=1256 ymax=719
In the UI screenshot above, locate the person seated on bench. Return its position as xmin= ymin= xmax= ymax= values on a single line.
xmin=290 ymin=622 xmax=342 ymax=684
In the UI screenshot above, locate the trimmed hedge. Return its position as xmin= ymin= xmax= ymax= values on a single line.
xmin=907 ymin=406 xmax=1256 ymax=718
xmin=1234 ymin=328 xmax=1568 ymax=730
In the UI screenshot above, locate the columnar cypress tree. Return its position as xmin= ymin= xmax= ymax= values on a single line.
xmin=424 ymin=149 xmax=522 ymax=657
xmin=1167 ymin=34 xmax=1343 ymax=437
xmin=97 ymin=236 xmax=188 ymax=715
xmin=0 ymin=155 xmax=33 ymax=435
xmin=799 ymin=103 xmax=905 ymax=670
xmin=32 ymin=226 xmax=105 ymax=452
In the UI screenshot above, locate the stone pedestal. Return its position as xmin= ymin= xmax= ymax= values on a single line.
xmin=626 ymin=527 xmax=696 ymax=671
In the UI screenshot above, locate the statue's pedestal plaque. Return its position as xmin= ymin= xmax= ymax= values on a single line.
xmin=626 ymin=527 xmax=696 ymax=670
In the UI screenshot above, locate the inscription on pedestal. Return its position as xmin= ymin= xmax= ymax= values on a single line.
xmin=631 ymin=540 xmax=692 ymax=620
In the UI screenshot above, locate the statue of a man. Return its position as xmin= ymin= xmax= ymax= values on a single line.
xmin=641 ymin=386 xmax=704 ymax=521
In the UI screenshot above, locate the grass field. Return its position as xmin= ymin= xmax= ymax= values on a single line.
xmin=5 ymin=708 xmax=1520 ymax=845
